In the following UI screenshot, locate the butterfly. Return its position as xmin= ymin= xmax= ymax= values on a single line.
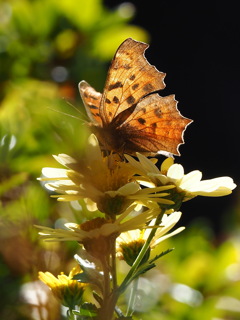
xmin=79 ymin=38 xmax=192 ymax=156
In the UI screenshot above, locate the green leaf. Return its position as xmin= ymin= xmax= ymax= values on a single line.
xmin=131 ymin=263 xmax=156 ymax=280
xmin=92 ymin=291 xmax=103 ymax=305
xmin=72 ymin=303 xmax=98 ymax=318
xmin=119 ymin=249 xmax=174 ymax=291
xmin=73 ymin=272 xmax=92 ymax=283
xmin=73 ymin=254 xmax=103 ymax=290
xmin=148 ymin=248 xmax=174 ymax=264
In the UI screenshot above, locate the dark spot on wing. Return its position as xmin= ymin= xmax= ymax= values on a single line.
xmin=129 ymin=74 xmax=136 ymax=81
xmin=154 ymin=108 xmax=162 ymax=118
xmin=89 ymin=104 xmax=98 ymax=110
xmin=113 ymin=96 xmax=120 ymax=104
xmin=143 ymin=83 xmax=154 ymax=92
xmin=151 ymin=122 xmax=157 ymax=128
xmin=142 ymin=107 xmax=146 ymax=113
xmin=106 ymin=98 xmax=111 ymax=104
xmin=108 ymin=81 xmax=123 ymax=91
xmin=126 ymin=95 xmax=135 ymax=105
xmin=138 ymin=118 xmax=146 ymax=125
xmin=91 ymin=95 xmax=99 ymax=101
xmin=109 ymin=111 xmax=112 ymax=117
xmin=132 ymin=83 xmax=139 ymax=90
xmin=123 ymin=64 xmax=131 ymax=70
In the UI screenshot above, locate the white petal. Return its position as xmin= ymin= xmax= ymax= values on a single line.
xmin=101 ymin=223 xmax=119 ymax=236
xmin=125 ymin=154 xmax=146 ymax=173
xmin=137 ymin=179 xmax=156 ymax=188
xmin=88 ymin=133 xmax=99 ymax=148
xmin=167 ymin=164 xmax=184 ymax=180
xmin=87 ymin=134 xmax=102 ymax=161
xmin=152 ymin=173 xmax=169 ymax=185
xmin=190 ymin=177 xmax=236 ymax=196
xmin=136 ymin=153 xmax=160 ymax=174
xmin=191 ymin=177 xmax=235 ymax=192
xmin=180 ymin=170 xmax=202 ymax=190
xmin=46 ymin=180 xmax=76 ymax=188
xmin=84 ymin=198 xmax=98 ymax=211
xmin=117 ymin=182 xmax=140 ymax=196
xmin=65 ymin=222 xmax=79 ymax=230
xmin=43 ymin=184 xmax=56 ymax=192
xmin=161 ymin=157 xmax=174 ymax=172
xmin=57 ymin=194 xmax=83 ymax=201
xmin=53 ymin=154 xmax=77 ymax=167
xmin=43 ymin=180 xmax=75 ymax=192
xmin=151 ymin=211 xmax=184 ymax=246
xmin=41 ymin=167 xmax=68 ymax=178
xmin=152 ymin=227 xmax=185 ymax=247
xmin=160 ymin=211 xmax=182 ymax=232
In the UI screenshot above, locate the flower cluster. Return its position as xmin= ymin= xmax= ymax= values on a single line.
xmin=37 ymin=131 xmax=236 ymax=317
xmin=40 ymin=134 xmax=174 ymax=217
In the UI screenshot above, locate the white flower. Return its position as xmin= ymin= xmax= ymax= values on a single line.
xmin=35 ymin=205 xmax=163 ymax=255
xmin=126 ymin=153 xmax=236 ymax=201
xmin=39 ymin=135 xmax=174 ymax=216
xmin=116 ymin=211 xmax=184 ymax=254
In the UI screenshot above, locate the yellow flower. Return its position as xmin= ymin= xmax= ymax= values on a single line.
xmin=38 ymin=265 xmax=86 ymax=308
xmin=126 ymin=153 xmax=236 ymax=203
xmin=36 ymin=205 xmax=163 ymax=259
xmin=39 ymin=134 xmax=174 ymax=216
xmin=116 ymin=211 xmax=184 ymax=265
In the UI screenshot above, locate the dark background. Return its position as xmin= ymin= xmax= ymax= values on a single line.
xmin=105 ymin=0 xmax=240 ymax=233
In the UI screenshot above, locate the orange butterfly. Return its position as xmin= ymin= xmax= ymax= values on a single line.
xmin=79 ymin=38 xmax=192 ymax=156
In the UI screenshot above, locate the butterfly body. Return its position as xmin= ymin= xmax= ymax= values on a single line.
xmin=79 ymin=38 xmax=192 ymax=156
xmin=90 ymin=124 xmax=126 ymax=154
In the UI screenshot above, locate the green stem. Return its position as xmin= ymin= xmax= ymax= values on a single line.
xmin=67 ymin=307 xmax=77 ymax=320
xmin=118 ymin=210 xmax=165 ymax=294
xmin=98 ymin=259 xmax=112 ymax=320
xmin=111 ymin=238 xmax=117 ymax=291
xmin=98 ymin=239 xmax=118 ymax=320
xmin=126 ymin=278 xmax=139 ymax=316
xmin=102 ymin=257 xmax=111 ymax=303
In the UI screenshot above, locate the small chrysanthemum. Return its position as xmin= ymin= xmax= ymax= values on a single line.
xmin=38 ymin=265 xmax=86 ymax=308
xmin=39 ymin=134 xmax=174 ymax=217
xmin=116 ymin=211 xmax=184 ymax=265
xmin=126 ymin=153 xmax=236 ymax=205
xmin=36 ymin=205 xmax=163 ymax=260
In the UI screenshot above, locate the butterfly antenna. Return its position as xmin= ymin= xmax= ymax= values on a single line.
xmin=65 ymin=99 xmax=88 ymax=120
xmin=47 ymin=106 xmax=88 ymax=126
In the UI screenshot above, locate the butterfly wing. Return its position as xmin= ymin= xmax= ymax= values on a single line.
xmin=119 ymin=93 xmax=192 ymax=155
xmin=79 ymin=80 xmax=103 ymax=126
xmin=100 ymin=38 xmax=166 ymax=125
xmin=79 ymin=39 xmax=192 ymax=156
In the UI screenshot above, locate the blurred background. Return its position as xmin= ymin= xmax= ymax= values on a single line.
xmin=0 ymin=0 xmax=239 ymax=319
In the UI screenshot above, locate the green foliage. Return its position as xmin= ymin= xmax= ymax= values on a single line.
xmin=136 ymin=223 xmax=240 ymax=320
xmin=0 ymin=1 xmax=148 ymax=319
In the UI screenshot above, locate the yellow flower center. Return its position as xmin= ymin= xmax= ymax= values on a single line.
xmin=98 ymin=194 xmax=132 ymax=217
xmin=80 ymin=217 xmax=109 ymax=231
xmin=118 ymin=239 xmax=150 ymax=266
